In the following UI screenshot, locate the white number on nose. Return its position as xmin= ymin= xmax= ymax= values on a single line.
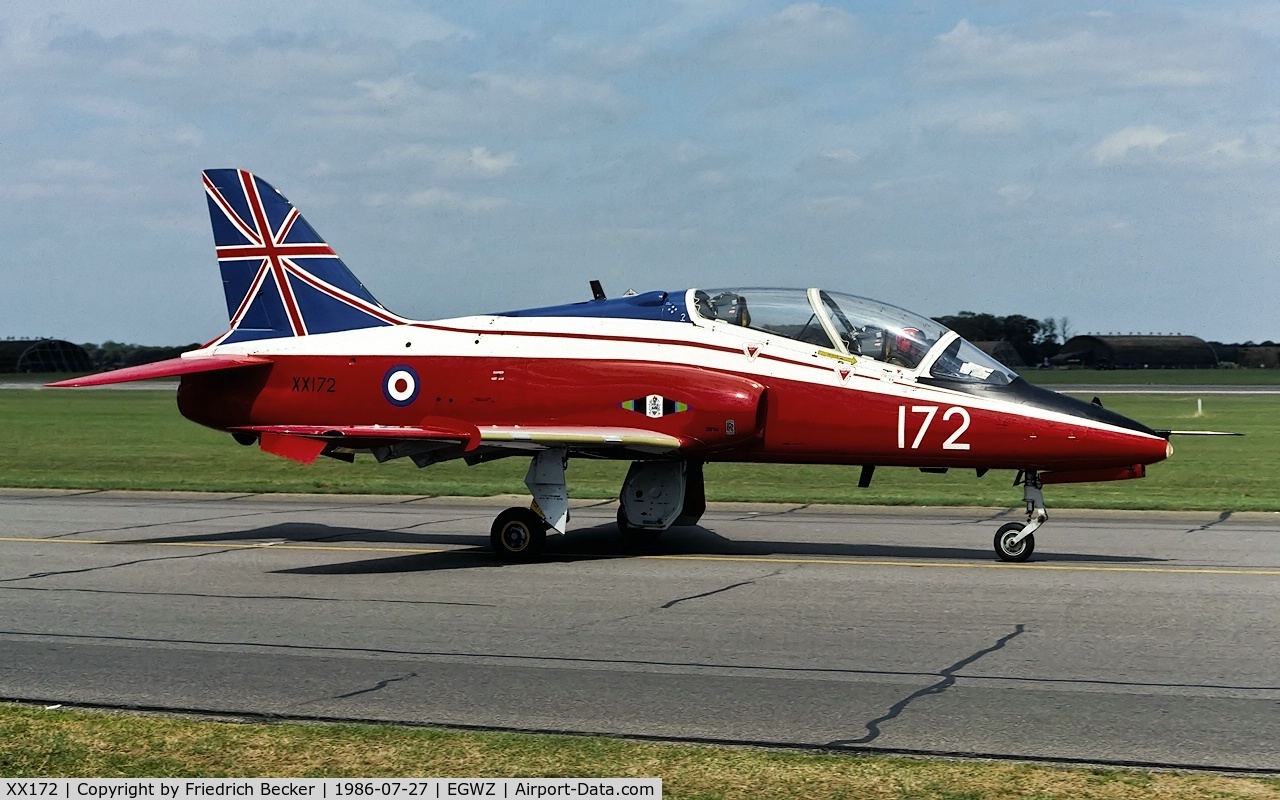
xmin=897 ymin=405 xmax=971 ymax=450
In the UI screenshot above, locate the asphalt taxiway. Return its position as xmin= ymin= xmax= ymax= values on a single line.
xmin=1 ymin=490 xmax=1277 ymax=771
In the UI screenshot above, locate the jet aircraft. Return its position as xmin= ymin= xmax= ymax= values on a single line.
xmin=53 ymin=169 xmax=1178 ymax=563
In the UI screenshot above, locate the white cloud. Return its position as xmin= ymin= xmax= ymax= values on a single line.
xmin=675 ymin=140 xmax=707 ymax=165
xmin=462 ymin=147 xmax=518 ymax=177
xmin=1090 ymin=125 xmax=1177 ymax=164
xmin=954 ymin=110 xmax=1024 ymax=136
xmin=407 ymin=187 xmax=509 ymax=213
xmin=704 ymin=3 xmax=863 ymax=68
xmin=819 ymin=149 xmax=861 ymax=167
xmin=997 ymin=183 xmax=1034 ymax=204
xmin=2 ymin=3 xmax=1279 ymax=345
xmin=1088 ymin=124 xmax=1280 ymax=168
xmin=695 ymin=170 xmax=728 ymax=187
xmin=805 ymin=195 xmax=862 ymax=216
xmin=368 ymin=145 xmax=518 ymax=178
xmin=2 ymin=0 xmax=472 ymax=48
xmin=1203 ymin=135 xmax=1280 ymax=167
xmin=926 ymin=17 xmax=1237 ymax=89
xmin=796 ymin=148 xmax=862 ymax=178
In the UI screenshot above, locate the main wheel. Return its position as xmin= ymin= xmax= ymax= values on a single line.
xmin=617 ymin=506 xmax=663 ymax=542
xmin=490 ymin=507 xmax=547 ymax=562
xmin=994 ymin=522 xmax=1034 ymax=562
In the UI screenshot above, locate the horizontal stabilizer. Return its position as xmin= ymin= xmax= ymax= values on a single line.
xmin=46 ymin=355 xmax=272 ymax=388
xmin=259 ymin=432 xmax=327 ymax=464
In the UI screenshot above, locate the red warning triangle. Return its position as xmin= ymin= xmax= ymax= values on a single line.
xmin=744 ymin=343 xmax=761 ymax=361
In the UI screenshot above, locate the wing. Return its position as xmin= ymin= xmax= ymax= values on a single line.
xmin=231 ymin=421 xmax=685 ymax=465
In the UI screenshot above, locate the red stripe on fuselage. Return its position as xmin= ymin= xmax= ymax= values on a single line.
xmin=177 ymin=354 xmax=1169 ymax=471
xmin=409 ymin=322 xmax=852 ymax=378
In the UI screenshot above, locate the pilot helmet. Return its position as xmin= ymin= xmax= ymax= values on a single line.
xmin=710 ymin=292 xmax=750 ymax=326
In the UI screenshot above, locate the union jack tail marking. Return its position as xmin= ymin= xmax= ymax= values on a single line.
xmin=203 ymin=169 xmax=403 ymax=344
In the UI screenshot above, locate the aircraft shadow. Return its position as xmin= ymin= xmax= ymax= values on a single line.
xmin=118 ymin=519 xmax=1170 ymax=576
xmin=555 ymin=523 xmax=1168 ymax=564
xmin=132 ymin=522 xmax=479 ymax=548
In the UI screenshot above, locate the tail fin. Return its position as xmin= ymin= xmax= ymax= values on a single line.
xmin=202 ymin=169 xmax=402 ymax=345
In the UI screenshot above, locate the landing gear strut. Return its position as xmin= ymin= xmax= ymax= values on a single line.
xmin=489 ymin=447 xmax=567 ymax=562
xmin=994 ymin=470 xmax=1046 ymax=563
xmin=616 ymin=460 xmax=705 ymax=541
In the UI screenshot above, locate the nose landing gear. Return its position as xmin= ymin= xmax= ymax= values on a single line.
xmin=994 ymin=470 xmax=1046 ymax=562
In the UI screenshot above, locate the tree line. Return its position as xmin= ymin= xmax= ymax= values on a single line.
xmin=81 ymin=341 xmax=203 ymax=371
xmin=78 ymin=317 xmax=1272 ymax=373
xmin=932 ymin=313 xmax=1069 ymax=367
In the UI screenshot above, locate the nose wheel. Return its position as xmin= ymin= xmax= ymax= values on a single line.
xmin=994 ymin=470 xmax=1046 ymax=562
xmin=994 ymin=522 xmax=1034 ymax=562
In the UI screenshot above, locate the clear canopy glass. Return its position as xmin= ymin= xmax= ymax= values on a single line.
xmin=692 ymin=287 xmax=1018 ymax=385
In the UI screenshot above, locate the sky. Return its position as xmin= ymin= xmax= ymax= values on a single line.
xmin=2 ymin=1 xmax=1279 ymax=345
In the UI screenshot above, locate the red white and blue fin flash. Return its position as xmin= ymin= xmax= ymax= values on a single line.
xmin=203 ymin=169 xmax=404 ymax=345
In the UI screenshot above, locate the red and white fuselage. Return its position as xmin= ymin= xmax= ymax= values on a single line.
xmin=51 ymin=170 xmax=1173 ymax=562
xmin=173 ymin=288 xmax=1171 ymax=476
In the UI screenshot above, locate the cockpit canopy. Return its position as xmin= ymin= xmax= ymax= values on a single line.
xmin=692 ymin=287 xmax=1018 ymax=386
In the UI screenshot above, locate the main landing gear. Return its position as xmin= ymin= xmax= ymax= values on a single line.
xmin=488 ymin=453 xmax=706 ymax=562
xmin=993 ymin=470 xmax=1046 ymax=563
xmin=489 ymin=447 xmax=566 ymax=562
xmin=490 ymin=507 xmax=547 ymax=562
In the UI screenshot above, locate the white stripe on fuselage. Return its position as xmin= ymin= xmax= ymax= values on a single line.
xmin=192 ymin=312 xmax=1161 ymax=442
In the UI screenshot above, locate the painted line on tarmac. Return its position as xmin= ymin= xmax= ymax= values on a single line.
xmin=0 ymin=536 xmax=446 ymax=555
xmin=2 ymin=536 xmax=1278 ymax=576
xmin=643 ymin=553 xmax=1280 ymax=575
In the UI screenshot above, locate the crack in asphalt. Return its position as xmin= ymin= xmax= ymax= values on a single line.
xmin=1 ymin=490 xmax=105 ymax=502
xmin=1188 ymin=511 xmax=1233 ymax=534
xmin=0 ymin=546 xmax=257 ymax=583
xmin=661 ymin=569 xmax=786 ymax=609
xmin=7 ymin=626 xmax=1274 ymax=693
xmin=35 ymin=500 xmax=388 ymax=541
xmin=331 ymin=672 xmax=419 ymax=700
xmin=827 ymin=624 xmax=1027 ymax=747
xmin=0 ymin=585 xmax=494 ymax=607
xmin=731 ymin=505 xmax=810 ymax=522
xmin=950 ymin=508 xmax=1015 ymax=526
xmin=312 ymin=517 xmax=475 ymax=537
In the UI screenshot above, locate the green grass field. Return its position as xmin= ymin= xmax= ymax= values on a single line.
xmin=1021 ymin=368 xmax=1280 ymax=385
xmin=4 ymin=382 xmax=1276 ymax=789
xmin=2 ymin=705 xmax=1277 ymax=799
xmin=1 ymin=387 xmax=1274 ymax=510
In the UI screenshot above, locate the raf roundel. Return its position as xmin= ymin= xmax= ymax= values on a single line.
xmin=383 ymin=365 xmax=420 ymax=407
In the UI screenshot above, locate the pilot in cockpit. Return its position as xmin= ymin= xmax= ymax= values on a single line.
xmin=888 ymin=327 xmax=927 ymax=368
xmin=703 ymin=291 xmax=751 ymax=326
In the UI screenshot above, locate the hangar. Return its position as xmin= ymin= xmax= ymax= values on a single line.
xmin=0 ymin=339 xmax=92 ymax=373
xmin=1050 ymin=335 xmax=1218 ymax=369
xmin=1237 ymin=346 xmax=1280 ymax=368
